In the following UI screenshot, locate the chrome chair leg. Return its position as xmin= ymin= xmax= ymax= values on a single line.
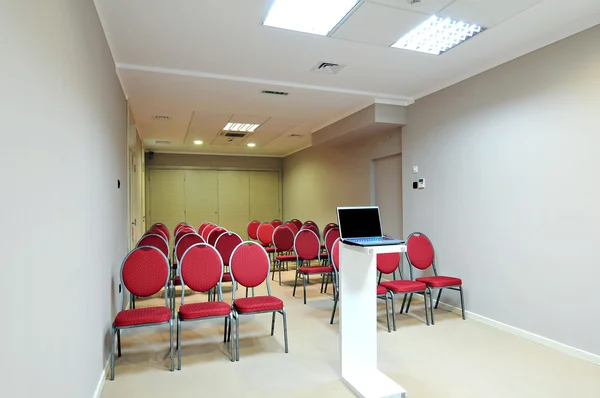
xmin=110 ymin=326 xmax=116 ymax=380
xmin=282 ymin=308 xmax=289 ymax=353
xmin=177 ymin=316 xmax=182 ymax=370
xmin=459 ymin=286 xmax=466 ymax=320
xmin=169 ymin=319 xmax=174 ymax=372
xmin=435 ymin=289 xmax=443 ymax=309
xmin=271 ymin=312 xmax=276 ymax=335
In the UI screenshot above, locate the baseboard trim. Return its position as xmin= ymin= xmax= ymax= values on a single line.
xmin=93 ymin=359 xmax=109 ymax=398
xmin=431 ymin=300 xmax=600 ymax=366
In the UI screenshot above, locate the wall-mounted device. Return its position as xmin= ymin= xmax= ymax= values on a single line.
xmin=413 ymin=178 xmax=426 ymax=189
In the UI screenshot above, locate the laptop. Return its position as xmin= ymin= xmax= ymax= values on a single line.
xmin=336 ymin=206 xmax=405 ymax=247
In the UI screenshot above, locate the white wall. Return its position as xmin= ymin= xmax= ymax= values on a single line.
xmin=283 ymin=128 xmax=402 ymax=230
xmin=1 ymin=1 xmax=127 ymax=396
xmin=403 ymin=25 xmax=600 ymax=356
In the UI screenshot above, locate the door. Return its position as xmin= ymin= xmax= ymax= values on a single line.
xmin=185 ymin=170 xmax=219 ymax=228
xmin=148 ymin=169 xmax=186 ymax=238
xmin=249 ymin=171 xmax=280 ymax=222
xmin=373 ymin=154 xmax=402 ymax=239
xmin=128 ymin=150 xmax=136 ymax=249
xmin=218 ymin=171 xmax=250 ymax=237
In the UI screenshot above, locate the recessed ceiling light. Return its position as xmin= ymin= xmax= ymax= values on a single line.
xmin=392 ymin=15 xmax=486 ymax=55
xmin=247 ymin=143 xmax=256 ymax=148
xmin=263 ymin=0 xmax=359 ymax=36
xmin=193 ymin=140 xmax=203 ymax=145
xmin=224 ymin=122 xmax=260 ymax=132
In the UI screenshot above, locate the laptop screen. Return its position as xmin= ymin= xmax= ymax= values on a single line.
xmin=337 ymin=207 xmax=383 ymax=239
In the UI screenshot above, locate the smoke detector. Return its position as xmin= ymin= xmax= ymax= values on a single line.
xmin=310 ymin=62 xmax=346 ymax=74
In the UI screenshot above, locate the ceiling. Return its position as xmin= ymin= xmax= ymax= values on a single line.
xmin=94 ymin=0 xmax=600 ymax=157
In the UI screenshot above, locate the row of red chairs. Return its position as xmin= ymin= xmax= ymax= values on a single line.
xmin=109 ymin=222 xmax=289 ymax=379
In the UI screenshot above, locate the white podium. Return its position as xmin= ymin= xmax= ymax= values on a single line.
xmin=339 ymin=243 xmax=407 ymax=398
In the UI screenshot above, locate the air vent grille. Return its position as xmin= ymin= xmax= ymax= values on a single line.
xmin=262 ymin=90 xmax=289 ymax=96
xmin=223 ymin=132 xmax=246 ymax=138
xmin=310 ymin=62 xmax=346 ymax=74
xmin=153 ymin=115 xmax=171 ymax=120
xmin=289 ymin=134 xmax=304 ymax=138
xmin=155 ymin=140 xmax=171 ymax=144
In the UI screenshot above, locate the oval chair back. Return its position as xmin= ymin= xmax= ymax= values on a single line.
xmin=229 ymin=242 xmax=272 ymax=298
xmin=293 ymin=229 xmax=320 ymax=262
xmin=376 ymin=252 xmax=401 ymax=280
xmin=406 ymin=232 xmax=435 ymax=271
xmin=174 ymin=223 xmax=191 ymax=235
xmin=214 ymin=232 xmax=243 ymax=267
xmin=324 ymin=228 xmax=340 ymax=259
xmin=120 ymin=246 xmax=170 ymax=309
xmin=151 ymin=223 xmax=170 ymax=240
xmin=257 ymin=223 xmax=275 ymax=247
xmin=271 ymin=219 xmax=283 ymax=228
xmin=290 ymin=219 xmax=302 ymax=230
xmin=175 ymin=233 xmax=205 ymax=264
xmin=198 ymin=222 xmax=212 ymax=236
xmin=202 ymin=224 xmax=218 ymax=241
xmin=285 ymin=222 xmax=299 ymax=236
xmin=247 ymin=220 xmax=260 ymax=240
xmin=137 ymin=234 xmax=169 ymax=259
xmin=178 ymin=243 xmax=224 ymax=300
xmin=207 ymin=227 xmax=227 ymax=247
xmin=273 ymin=225 xmax=294 ymax=252
xmin=322 ymin=223 xmax=338 ymax=240
xmin=175 ymin=227 xmax=195 ymax=245
xmin=150 ymin=226 xmax=169 ymax=241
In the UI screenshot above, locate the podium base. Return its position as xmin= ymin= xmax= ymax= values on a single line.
xmin=342 ymin=369 xmax=406 ymax=398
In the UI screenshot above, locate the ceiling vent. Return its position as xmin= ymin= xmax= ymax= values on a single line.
xmin=221 ymin=132 xmax=247 ymax=138
xmin=152 ymin=115 xmax=171 ymax=120
xmin=310 ymin=62 xmax=346 ymax=74
xmin=262 ymin=90 xmax=289 ymax=96
xmin=155 ymin=140 xmax=171 ymax=144
xmin=289 ymin=134 xmax=304 ymax=138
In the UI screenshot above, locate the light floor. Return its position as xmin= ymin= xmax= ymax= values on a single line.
xmin=102 ymin=271 xmax=600 ymax=398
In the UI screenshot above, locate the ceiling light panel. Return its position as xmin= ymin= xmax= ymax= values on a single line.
xmin=263 ymin=0 xmax=360 ymax=36
xmin=391 ymin=15 xmax=486 ymax=55
xmin=224 ymin=122 xmax=260 ymax=132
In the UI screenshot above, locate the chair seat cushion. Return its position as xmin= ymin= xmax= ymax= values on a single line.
xmin=276 ymin=255 xmax=296 ymax=261
xmin=416 ymin=275 xmax=462 ymax=288
xmin=265 ymin=247 xmax=276 ymax=253
xmin=380 ymin=280 xmax=427 ymax=293
xmin=114 ymin=307 xmax=171 ymax=327
xmin=179 ymin=301 xmax=231 ymax=320
xmin=233 ymin=296 xmax=284 ymax=313
xmin=222 ymin=272 xmax=232 ymax=282
xmin=376 ymin=285 xmax=388 ymax=296
xmin=298 ymin=266 xmax=333 ymax=274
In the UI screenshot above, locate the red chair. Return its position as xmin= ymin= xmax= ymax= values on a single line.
xmin=290 ymin=219 xmax=302 ymax=231
xmin=271 ymin=219 xmax=283 ymax=227
xmin=272 ymin=225 xmax=295 ymax=285
xmin=322 ymin=223 xmax=338 ymax=240
xmin=176 ymin=243 xmax=233 ymax=368
xmin=257 ymin=222 xmax=275 ymax=253
xmin=175 ymin=227 xmax=195 ymax=244
xmin=174 ymin=222 xmax=191 ymax=235
xmin=229 ymin=242 xmax=288 ymax=361
xmin=202 ymin=224 xmax=218 ymax=242
xmin=406 ymin=232 xmax=465 ymax=324
xmin=137 ymin=234 xmax=169 ymax=260
xmin=214 ymin=232 xmax=244 ymax=291
xmin=285 ymin=222 xmax=299 ymax=236
xmin=175 ymin=234 xmax=205 ymax=264
xmin=151 ymin=223 xmax=170 ymax=241
xmin=247 ymin=220 xmax=260 ymax=241
xmin=324 ymin=227 xmax=340 ymax=263
xmin=207 ymin=227 xmax=227 ymax=247
xmin=110 ymin=246 xmax=173 ymax=379
xmin=198 ymin=222 xmax=212 ymax=236
xmin=292 ymin=229 xmax=332 ymax=304
xmin=377 ymin=253 xmax=430 ymax=330
xmin=329 ymin=239 xmax=391 ymax=331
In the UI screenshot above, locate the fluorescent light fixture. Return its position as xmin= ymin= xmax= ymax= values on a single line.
xmin=193 ymin=140 xmax=203 ymax=145
xmin=392 ymin=15 xmax=485 ymax=55
xmin=263 ymin=0 xmax=359 ymax=36
xmin=224 ymin=122 xmax=260 ymax=132
xmin=247 ymin=143 xmax=256 ymax=148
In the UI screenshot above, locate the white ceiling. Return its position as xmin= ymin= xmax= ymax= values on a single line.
xmin=94 ymin=0 xmax=600 ymax=156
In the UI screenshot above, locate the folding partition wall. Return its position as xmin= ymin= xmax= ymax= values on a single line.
xmin=146 ymin=168 xmax=281 ymax=239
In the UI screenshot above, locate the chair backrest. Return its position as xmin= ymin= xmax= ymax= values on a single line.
xmin=331 ymin=238 xmax=341 ymax=271
xmin=137 ymin=234 xmax=169 ymax=259
xmin=293 ymin=229 xmax=321 ymax=261
xmin=247 ymin=220 xmax=260 ymax=240
xmin=301 ymin=224 xmax=319 ymax=237
xmin=272 ymin=225 xmax=294 ymax=252
xmin=150 ymin=226 xmax=169 ymax=241
xmin=285 ymin=222 xmax=299 ymax=235
xmin=202 ymin=224 xmax=218 ymax=241
xmin=198 ymin=222 xmax=211 ymax=235
xmin=271 ymin=219 xmax=283 ymax=227
xmin=257 ymin=222 xmax=275 ymax=246
xmin=207 ymin=227 xmax=227 ymax=247
xmin=214 ymin=232 xmax=243 ymax=267
xmin=175 ymin=233 xmax=205 ymax=263
xmin=324 ymin=227 xmax=340 ymax=256
xmin=175 ymin=227 xmax=195 ymax=244
xmin=151 ymin=223 xmax=170 ymax=240
xmin=323 ymin=223 xmax=338 ymax=239
xmin=406 ymin=232 xmax=435 ymax=272
xmin=290 ymin=219 xmax=302 ymax=230
xmin=120 ymin=246 xmax=169 ymax=309
xmin=179 ymin=243 xmax=224 ymax=297
xmin=229 ymin=242 xmax=272 ymax=296
xmin=376 ymin=252 xmax=401 ymax=275
xmin=174 ymin=223 xmax=191 ymax=235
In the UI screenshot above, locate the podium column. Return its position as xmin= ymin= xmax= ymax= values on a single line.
xmin=339 ymin=243 xmax=407 ymax=398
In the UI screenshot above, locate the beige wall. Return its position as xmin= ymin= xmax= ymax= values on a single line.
xmin=403 ymin=25 xmax=600 ymax=355
xmin=2 ymin=1 xmax=127 ymax=396
xmin=283 ymin=129 xmax=402 ymax=230
xmin=147 ymin=152 xmax=282 ymax=171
